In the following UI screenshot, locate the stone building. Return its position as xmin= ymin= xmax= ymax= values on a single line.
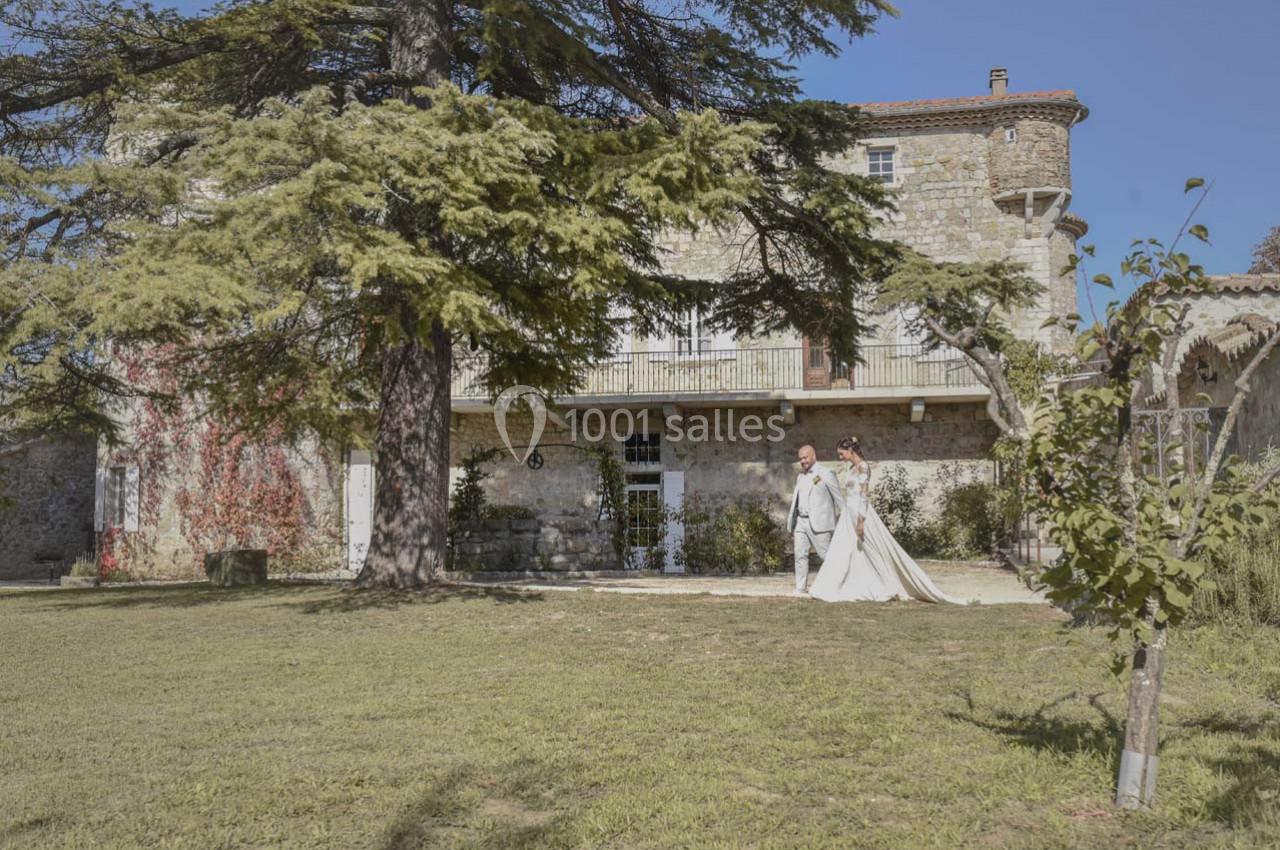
xmin=392 ymin=68 xmax=1091 ymax=573
xmin=99 ymin=68 xmax=1094 ymax=576
xmin=0 ymin=436 xmax=96 ymax=580
xmin=1135 ymin=274 xmax=1280 ymax=473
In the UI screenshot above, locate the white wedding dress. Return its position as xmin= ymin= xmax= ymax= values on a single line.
xmin=808 ymin=462 xmax=966 ymax=604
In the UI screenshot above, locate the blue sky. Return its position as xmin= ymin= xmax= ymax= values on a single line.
xmin=49 ymin=1 xmax=1280 ymax=313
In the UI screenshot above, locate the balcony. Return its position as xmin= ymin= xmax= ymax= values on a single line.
xmin=453 ymin=344 xmax=986 ymax=407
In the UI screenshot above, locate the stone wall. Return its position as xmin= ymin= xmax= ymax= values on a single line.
xmin=986 ymin=118 xmax=1071 ymax=193
xmin=0 ymin=436 xmax=96 ymax=580
xmin=101 ymin=414 xmax=344 ymax=579
xmin=1155 ymin=284 xmax=1280 ymax=462
xmin=833 ymin=124 xmax=1079 ymax=351
xmin=650 ymin=116 xmax=1082 ymax=355
xmin=1241 ymin=349 xmax=1280 ymax=459
xmin=1162 ymin=288 xmax=1280 ymax=380
xmin=666 ymin=402 xmax=998 ymax=516
xmin=451 ymin=516 xmax=619 ymax=572
xmin=449 ymin=400 xmax=999 ymax=531
xmin=1176 ymin=338 xmax=1280 ymax=462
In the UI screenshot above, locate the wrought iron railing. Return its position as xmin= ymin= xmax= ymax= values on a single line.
xmin=453 ymin=343 xmax=981 ymax=400
xmin=1132 ymin=407 xmax=1233 ymax=484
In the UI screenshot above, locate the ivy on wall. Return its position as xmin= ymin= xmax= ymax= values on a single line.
xmin=102 ymin=347 xmax=340 ymax=576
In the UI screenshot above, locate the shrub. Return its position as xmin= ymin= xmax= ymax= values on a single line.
xmin=69 ymin=556 xmax=97 ymax=578
xmin=675 ymin=495 xmax=786 ymax=574
xmin=485 ymin=504 xmax=536 ymax=520
xmin=448 ymin=447 xmax=502 ymax=530
xmin=271 ymin=546 xmax=341 ymax=575
xmin=870 ymin=464 xmax=940 ymax=555
xmin=1189 ymin=449 xmax=1280 ymax=627
xmin=871 ymin=462 xmax=1012 ymax=560
xmin=1189 ymin=532 xmax=1280 ymax=627
xmin=931 ymin=471 xmax=1004 ymax=560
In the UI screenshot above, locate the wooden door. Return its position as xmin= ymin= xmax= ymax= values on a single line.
xmin=802 ymin=337 xmax=831 ymax=390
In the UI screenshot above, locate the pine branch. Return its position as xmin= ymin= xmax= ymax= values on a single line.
xmin=0 ymin=7 xmax=392 ymax=119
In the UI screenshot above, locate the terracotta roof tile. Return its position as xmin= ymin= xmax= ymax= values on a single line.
xmin=852 ymin=90 xmax=1079 ymax=111
xmin=1206 ymin=273 xmax=1280 ymax=294
xmin=1186 ymin=313 xmax=1279 ymax=363
xmin=1123 ymin=274 xmax=1280 ymax=315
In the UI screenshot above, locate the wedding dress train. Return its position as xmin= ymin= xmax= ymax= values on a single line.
xmin=807 ymin=464 xmax=966 ymax=604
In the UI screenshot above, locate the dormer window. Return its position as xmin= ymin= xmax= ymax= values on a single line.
xmin=868 ymin=147 xmax=895 ymax=183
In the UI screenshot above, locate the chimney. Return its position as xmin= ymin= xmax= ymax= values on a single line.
xmin=989 ymin=67 xmax=1009 ymax=96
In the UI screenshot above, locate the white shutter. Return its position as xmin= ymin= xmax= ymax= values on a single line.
xmin=93 ymin=465 xmax=106 ymax=532
xmin=123 ymin=464 xmax=141 ymax=533
xmin=345 ymin=449 xmax=374 ymax=571
xmin=662 ymin=470 xmax=685 ymax=573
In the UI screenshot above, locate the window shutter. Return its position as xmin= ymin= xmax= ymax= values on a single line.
xmin=123 ymin=464 xmax=141 ymax=533
xmin=93 ymin=465 xmax=106 ymax=532
xmin=661 ymin=470 xmax=685 ymax=573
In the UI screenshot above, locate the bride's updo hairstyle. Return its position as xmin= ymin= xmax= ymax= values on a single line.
xmin=836 ymin=436 xmax=864 ymax=458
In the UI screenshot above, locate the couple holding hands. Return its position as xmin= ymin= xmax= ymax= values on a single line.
xmin=787 ymin=438 xmax=963 ymax=604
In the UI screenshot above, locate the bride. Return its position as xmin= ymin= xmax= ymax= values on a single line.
xmin=808 ymin=437 xmax=966 ymax=604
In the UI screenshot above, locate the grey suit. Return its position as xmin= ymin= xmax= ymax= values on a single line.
xmin=787 ymin=464 xmax=844 ymax=592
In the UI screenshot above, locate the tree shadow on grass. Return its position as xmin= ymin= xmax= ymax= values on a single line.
xmin=379 ymin=762 xmax=568 ymax=850
xmin=1201 ymin=741 xmax=1280 ymax=831
xmin=945 ymin=689 xmax=1123 ymax=765
xmin=282 ymin=584 xmax=545 ymax=615
xmin=1178 ymin=711 xmax=1280 ymax=831
xmin=31 ymin=582 xmax=544 ymax=613
xmin=35 ymin=582 xmax=304 ymax=611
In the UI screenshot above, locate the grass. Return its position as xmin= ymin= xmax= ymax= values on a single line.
xmin=1 ymin=583 xmax=1278 ymax=849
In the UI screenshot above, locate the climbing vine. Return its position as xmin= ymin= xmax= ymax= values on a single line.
xmin=102 ymin=345 xmax=340 ymax=576
xmin=174 ymin=423 xmax=310 ymax=559
xmin=590 ymin=443 xmax=628 ymax=565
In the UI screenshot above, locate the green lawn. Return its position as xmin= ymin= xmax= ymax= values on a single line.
xmin=1 ymin=584 xmax=1278 ymax=849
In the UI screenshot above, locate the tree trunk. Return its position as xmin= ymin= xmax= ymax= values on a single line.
xmin=356 ymin=0 xmax=454 ymax=588
xmin=358 ymin=324 xmax=453 ymax=587
xmin=1117 ymin=623 xmax=1167 ymax=808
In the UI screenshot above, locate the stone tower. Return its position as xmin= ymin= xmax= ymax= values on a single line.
xmin=855 ymin=68 xmax=1090 ymax=352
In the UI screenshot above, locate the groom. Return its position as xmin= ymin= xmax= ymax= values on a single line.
xmin=786 ymin=445 xmax=844 ymax=595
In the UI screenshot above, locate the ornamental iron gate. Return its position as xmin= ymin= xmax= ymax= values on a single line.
xmin=1131 ymin=407 xmax=1236 ymax=484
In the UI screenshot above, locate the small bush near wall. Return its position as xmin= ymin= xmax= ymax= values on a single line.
xmin=869 ymin=465 xmax=932 ymax=555
xmin=872 ymin=463 xmax=1012 ymax=560
xmin=675 ymin=495 xmax=787 ymax=575
xmin=484 ymin=504 xmax=536 ymax=520
xmin=1190 ymin=532 xmax=1280 ymax=627
xmin=1190 ymin=450 xmax=1280 ymax=627
xmin=271 ymin=545 xmax=343 ymax=575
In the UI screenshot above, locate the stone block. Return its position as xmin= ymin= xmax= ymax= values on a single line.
xmin=60 ymin=575 xmax=100 ymax=589
xmin=204 ymin=549 xmax=268 ymax=587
